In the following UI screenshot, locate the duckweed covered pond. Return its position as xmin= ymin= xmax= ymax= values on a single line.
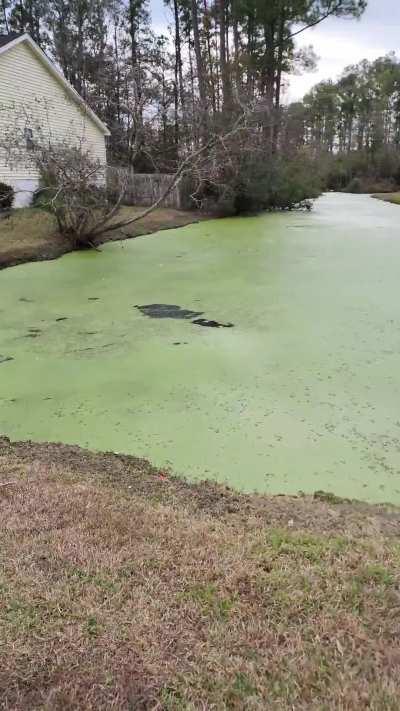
xmin=1 ymin=193 xmax=400 ymax=503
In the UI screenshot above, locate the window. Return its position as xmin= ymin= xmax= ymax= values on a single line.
xmin=24 ymin=128 xmax=34 ymax=151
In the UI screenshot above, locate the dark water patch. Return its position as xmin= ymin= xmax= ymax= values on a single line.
xmin=24 ymin=329 xmax=42 ymax=338
xmin=192 ymin=318 xmax=234 ymax=328
xmin=0 ymin=355 xmax=14 ymax=364
xmin=136 ymin=304 xmax=204 ymax=320
xmin=136 ymin=304 xmax=234 ymax=329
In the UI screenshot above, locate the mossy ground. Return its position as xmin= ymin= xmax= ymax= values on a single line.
xmin=1 ymin=437 xmax=400 ymax=709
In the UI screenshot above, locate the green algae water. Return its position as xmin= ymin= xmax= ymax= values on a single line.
xmin=1 ymin=193 xmax=400 ymax=503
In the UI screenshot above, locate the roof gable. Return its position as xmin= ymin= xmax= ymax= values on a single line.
xmin=0 ymin=32 xmax=22 ymax=49
xmin=0 ymin=33 xmax=110 ymax=136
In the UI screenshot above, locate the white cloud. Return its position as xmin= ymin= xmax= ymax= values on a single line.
xmin=286 ymin=0 xmax=400 ymax=100
xmin=287 ymin=34 xmax=390 ymax=101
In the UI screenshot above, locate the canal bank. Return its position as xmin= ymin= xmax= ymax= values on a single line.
xmin=1 ymin=193 xmax=399 ymax=503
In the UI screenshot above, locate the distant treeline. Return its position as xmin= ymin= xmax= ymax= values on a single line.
xmin=3 ymin=1 xmax=383 ymax=210
xmin=1 ymin=1 xmax=365 ymax=170
xmin=287 ymin=54 xmax=400 ymax=192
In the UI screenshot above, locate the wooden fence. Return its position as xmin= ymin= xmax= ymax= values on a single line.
xmin=107 ymin=168 xmax=183 ymax=209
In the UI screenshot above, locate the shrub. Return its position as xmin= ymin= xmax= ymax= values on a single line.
xmin=0 ymin=182 xmax=14 ymax=210
xmin=27 ymin=142 xmax=127 ymax=246
xmin=320 ymin=148 xmax=400 ymax=193
xmin=345 ymin=177 xmax=363 ymax=193
xmin=264 ymin=154 xmax=322 ymax=210
xmin=200 ymin=151 xmax=322 ymax=216
xmin=324 ymin=161 xmax=351 ymax=190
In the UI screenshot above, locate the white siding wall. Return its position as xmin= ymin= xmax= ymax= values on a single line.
xmin=0 ymin=41 xmax=107 ymax=205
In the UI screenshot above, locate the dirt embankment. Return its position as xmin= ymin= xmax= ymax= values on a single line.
xmin=1 ymin=436 xmax=400 ymax=709
xmin=371 ymin=192 xmax=400 ymax=205
xmin=0 ymin=206 xmax=206 ymax=270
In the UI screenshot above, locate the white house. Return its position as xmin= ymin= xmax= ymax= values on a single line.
xmin=0 ymin=32 xmax=110 ymax=207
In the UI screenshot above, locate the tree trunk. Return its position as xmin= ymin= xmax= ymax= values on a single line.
xmin=263 ymin=20 xmax=276 ymax=149
xmin=173 ymin=0 xmax=185 ymax=117
xmin=76 ymin=5 xmax=85 ymax=97
xmin=1 ymin=0 xmax=9 ymax=32
xmin=232 ymin=12 xmax=241 ymax=94
xmin=263 ymin=21 xmax=276 ymax=106
xmin=203 ymin=0 xmax=217 ymax=114
xmin=246 ymin=10 xmax=255 ymax=97
xmin=272 ymin=11 xmax=286 ymax=152
xmin=219 ymin=0 xmax=232 ymax=112
xmin=187 ymin=29 xmax=197 ymax=139
xmin=113 ymin=22 xmax=121 ymax=126
xmin=190 ymin=0 xmax=207 ymax=112
xmin=128 ymin=0 xmax=144 ymax=166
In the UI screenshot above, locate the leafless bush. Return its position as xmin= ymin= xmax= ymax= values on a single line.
xmin=0 ymin=121 xmax=127 ymax=246
xmin=32 ymin=142 xmax=127 ymax=247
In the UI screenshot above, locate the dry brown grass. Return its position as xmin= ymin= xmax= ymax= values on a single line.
xmin=371 ymin=192 xmax=400 ymax=205
xmin=1 ymin=437 xmax=400 ymax=710
xmin=0 ymin=208 xmax=60 ymax=266
xmin=0 ymin=206 xmax=203 ymax=270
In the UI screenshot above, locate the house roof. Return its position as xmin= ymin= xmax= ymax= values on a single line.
xmin=0 ymin=32 xmax=23 ymax=48
xmin=0 ymin=33 xmax=110 ymax=136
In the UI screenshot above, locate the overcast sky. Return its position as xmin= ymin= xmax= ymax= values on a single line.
xmin=149 ymin=0 xmax=400 ymax=100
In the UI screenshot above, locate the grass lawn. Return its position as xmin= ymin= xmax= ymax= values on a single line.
xmin=0 ymin=205 xmax=203 ymax=269
xmin=371 ymin=192 xmax=400 ymax=205
xmin=1 ymin=437 xmax=400 ymax=709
